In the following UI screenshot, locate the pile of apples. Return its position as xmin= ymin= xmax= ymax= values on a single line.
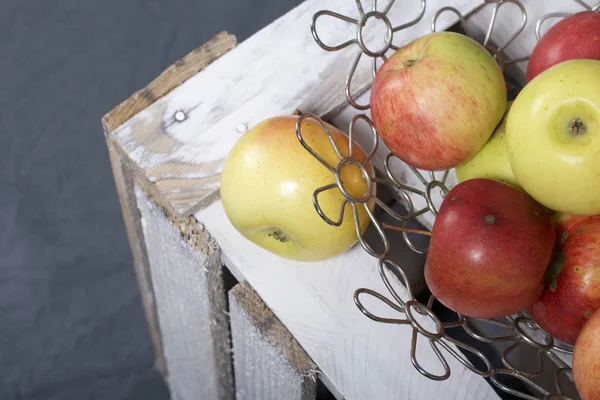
xmin=369 ymin=11 xmax=600 ymax=399
xmin=220 ymin=11 xmax=600 ymax=399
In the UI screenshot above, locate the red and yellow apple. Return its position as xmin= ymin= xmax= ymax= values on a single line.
xmin=506 ymin=59 xmax=600 ymax=215
xmin=530 ymin=214 xmax=600 ymax=345
xmin=455 ymin=101 xmax=521 ymax=189
xmin=370 ymin=31 xmax=507 ymax=171
xmin=527 ymin=11 xmax=600 ymax=82
xmin=220 ymin=115 xmax=375 ymax=261
xmin=424 ymin=179 xmax=555 ymax=318
xmin=573 ymin=309 xmax=600 ymax=400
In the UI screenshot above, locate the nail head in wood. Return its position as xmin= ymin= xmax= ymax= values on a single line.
xmin=236 ymin=123 xmax=248 ymax=133
xmin=174 ymin=110 xmax=187 ymax=122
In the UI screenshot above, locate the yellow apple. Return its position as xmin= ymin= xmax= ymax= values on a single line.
xmin=455 ymin=101 xmax=521 ymax=190
xmin=506 ymin=59 xmax=600 ymax=215
xmin=220 ymin=115 xmax=375 ymax=261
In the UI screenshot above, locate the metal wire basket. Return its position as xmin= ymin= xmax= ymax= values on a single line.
xmin=297 ymin=1 xmax=600 ymax=398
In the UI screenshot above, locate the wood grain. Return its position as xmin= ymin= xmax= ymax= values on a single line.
xmin=136 ymin=184 xmax=234 ymax=400
xmin=230 ymin=282 xmax=317 ymax=400
xmin=102 ymin=31 xmax=237 ymax=383
xmin=106 ymin=140 xmax=167 ymax=378
xmin=102 ymin=31 xmax=237 ymax=133
xmin=196 ymin=200 xmax=500 ymax=400
xmin=109 ymin=0 xmax=481 ymax=218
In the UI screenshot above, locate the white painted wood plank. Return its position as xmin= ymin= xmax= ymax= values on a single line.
xmin=105 ymin=141 xmax=167 ymax=376
xmin=229 ymin=282 xmax=317 ymax=400
xmin=111 ymin=0 xmax=484 ymax=218
xmin=135 ymin=185 xmax=234 ymax=400
xmin=195 ymin=201 xmax=500 ymax=400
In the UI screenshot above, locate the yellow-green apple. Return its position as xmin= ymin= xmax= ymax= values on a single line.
xmin=573 ymin=309 xmax=600 ymax=400
xmin=527 ymin=11 xmax=600 ymax=82
xmin=424 ymin=178 xmax=555 ymax=318
xmin=506 ymin=59 xmax=600 ymax=215
xmin=220 ymin=115 xmax=375 ymax=262
xmin=455 ymin=101 xmax=521 ymax=189
xmin=370 ymin=31 xmax=507 ymax=171
xmin=530 ymin=214 xmax=600 ymax=344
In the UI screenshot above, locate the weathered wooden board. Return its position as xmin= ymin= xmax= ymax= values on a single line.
xmin=105 ymin=140 xmax=167 ymax=378
xmin=110 ymin=0 xmax=483 ymax=218
xmin=196 ymin=200 xmax=500 ymax=400
xmin=229 ymin=282 xmax=318 ymax=400
xmin=135 ymin=185 xmax=234 ymax=400
xmin=102 ymin=31 xmax=237 ymax=134
xmin=102 ymin=30 xmax=238 ymax=385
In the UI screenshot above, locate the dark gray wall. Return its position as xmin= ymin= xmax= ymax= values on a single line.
xmin=0 ymin=1 xmax=302 ymax=399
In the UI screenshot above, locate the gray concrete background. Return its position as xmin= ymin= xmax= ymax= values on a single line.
xmin=0 ymin=1 xmax=301 ymax=398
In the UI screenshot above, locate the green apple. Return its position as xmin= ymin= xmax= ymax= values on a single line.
xmin=220 ymin=115 xmax=375 ymax=261
xmin=455 ymin=101 xmax=521 ymax=189
xmin=506 ymin=59 xmax=600 ymax=215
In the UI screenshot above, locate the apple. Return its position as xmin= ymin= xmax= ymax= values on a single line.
xmin=455 ymin=101 xmax=521 ymax=190
xmin=370 ymin=31 xmax=507 ymax=171
xmin=573 ymin=309 xmax=600 ymax=400
xmin=527 ymin=11 xmax=600 ymax=82
xmin=530 ymin=214 xmax=600 ymax=345
xmin=220 ymin=115 xmax=375 ymax=261
xmin=424 ymin=178 xmax=555 ymax=318
xmin=553 ymin=213 xmax=600 ymax=236
xmin=506 ymin=59 xmax=600 ymax=216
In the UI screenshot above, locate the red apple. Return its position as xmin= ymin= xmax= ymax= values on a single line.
xmin=527 ymin=11 xmax=600 ymax=82
xmin=530 ymin=214 xmax=600 ymax=344
xmin=370 ymin=31 xmax=506 ymax=171
xmin=573 ymin=309 xmax=600 ymax=400
xmin=424 ymin=179 xmax=556 ymax=318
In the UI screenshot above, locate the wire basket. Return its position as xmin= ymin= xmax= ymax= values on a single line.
xmin=297 ymin=1 xmax=600 ymax=399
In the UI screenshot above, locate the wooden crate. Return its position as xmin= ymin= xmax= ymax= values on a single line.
xmin=102 ymin=1 xmax=582 ymax=399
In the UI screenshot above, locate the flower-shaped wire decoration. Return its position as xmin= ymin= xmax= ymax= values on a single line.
xmin=302 ymin=1 xmax=589 ymax=398
xmin=296 ymin=110 xmax=578 ymax=399
xmin=535 ymin=0 xmax=600 ymax=41
xmin=311 ymin=0 xmax=532 ymax=112
xmin=431 ymin=0 xmax=530 ymax=72
xmin=308 ymin=1 xmax=533 ymax=244
xmin=310 ymin=0 xmax=426 ymax=110
xmin=296 ymin=113 xmax=428 ymax=259
xmin=354 ymin=261 xmax=578 ymax=399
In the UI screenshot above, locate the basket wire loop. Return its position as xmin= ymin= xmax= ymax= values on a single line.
xmin=431 ymin=6 xmax=471 ymax=35
xmin=438 ymin=334 xmax=493 ymax=376
xmin=430 ymin=0 xmax=530 ymax=74
xmin=301 ymin=0 xmax=590 ymax=398
xmin=536 ymin=0 xmax=600 ymax=40
xmin=410 ymin=331 xmax=451 ymax=381
xmin=310 ymin=0 xmax=427 ymax=109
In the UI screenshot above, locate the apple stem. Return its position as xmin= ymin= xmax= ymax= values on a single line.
xmin=382 ymin=223 xmax=432 ymax=236
xmin=567 ymin=118 xmax=587 ymax=136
